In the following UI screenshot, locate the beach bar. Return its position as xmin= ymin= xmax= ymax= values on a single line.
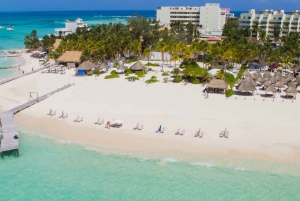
xmin=207 ymin=79 xmax=228 ymax=94
xmin=77 ymin=60 xmax=96 ymax=75
xmin=57 ymin=51 xmax=82 ymax=68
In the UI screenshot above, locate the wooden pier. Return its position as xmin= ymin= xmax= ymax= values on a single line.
xmin=0 ymin=67 xmax=46 ymax=85
xmin=0 ymin=84 xmax=73 ymax=157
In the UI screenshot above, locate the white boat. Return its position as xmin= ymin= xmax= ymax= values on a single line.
xmin=0 ymin=26 xmax=4 ymax=29
xmin=6 ymin=25 xmax=14 ymax=31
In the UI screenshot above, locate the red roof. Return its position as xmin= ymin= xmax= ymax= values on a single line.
xmin=207 ymin=36 xmax=221 ymax=41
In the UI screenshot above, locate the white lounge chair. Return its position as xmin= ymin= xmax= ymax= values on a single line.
xmin=80 ymin=117 xmax=83 ymax=122
xmin=194 ymin=129 xmax=200 ymax=137
xmin=51 ymin=111 xmax=56 ymax=116
xmin=138 ymin=124 xmax=143 ymax=130
xmin=134 ymin=122 xmax=139 ymax=130
xmin=224 ymin=131 xmax=229 ymax=138
xmin=219 ymin=130 xmax=225 ymax=137
xmin=95 ymin=118 xmax=100 ymax=124
xmin=47 ymin=109 xmax=52 ymax=115
xmin=74 ymin=115 xmax=80 ymax=122
xmin=59 ymin=111 xmax=64 ymax=118
xmin=180 ymin=129 xmax=185 ymax=135
xmin=100 ymin=119 xmax=104 ymax=125
xmin=161 ymin=127 xmax=165 ymax=133
xmin=63 ymin=113 xmax=68 ymax=119
xmin=175 ymin=128 xmax=181 ymax=135
xmin=199 ymin=131 xmax=204 ymax=138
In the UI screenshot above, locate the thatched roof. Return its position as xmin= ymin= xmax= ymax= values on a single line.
xmin=256 ymin=77 xmax=266 ymax=83
xmin=263 ymin=72 xmax=272 ymax=79
xmin=245 ymin=77 xmax=258 ymax=86
xmin=243 ymin=70 xmax=251 ymax=77
xmin=275 ymin=81 xmax=285 ymax=88
xmin=207 ymin=79 xmax=228 ymax=89
xmin=288 ymin=82 xmax=296 ymax=88
xmin=263 ymin=80 xmax=271 ymax=87
xmin=99 ymin=62 xmax=108 ymax=70
xmin=236 ymin=81 xmax=256 ymax=92
xmin=247 ymin=57 xmax=265 ymax=65
xmin=78 ymin=60 xmax=96 ymax=70
xmin=52 ymin=39 xmax=62 ymax=51
xmin=269 ymin=77 xmax=277 ymax=84
xmin=294 ymin=76 xmax=300 ymax=84
xmin=118 ymin=63 xmax=127 ymax=71
xmin=130 ymin=61 xmax=145 ymax=71
xmin=274 ymin=72 xmax=282 ymax=77
xmin=57 ymin=51 xmax=82 ymax=62
xmin=285 ymin=86 xmax=298 ymax=94
xmin=36 ymin=46 xmax=44 ymax=52
xmin=251 ymin=72 xmax=260 ymax=80
xmin=265 ymin=85 xmax=277 ymax=93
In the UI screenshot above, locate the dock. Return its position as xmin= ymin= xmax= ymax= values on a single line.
xmin=0 ymin=67 xmax=46 ymax=85
xmin=0 ymin=84 xmax=73 ymax=157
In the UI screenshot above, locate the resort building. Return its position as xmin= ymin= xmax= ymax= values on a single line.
xmin=239 ymin=9 xmax=300 ymax=40
xmin=156 ymin=3 xmax=233 ymax=31
xmin=57 ymin=51 xmax=82 ymax=68
xmin=55 ymin=18 xmax=88 ymax=37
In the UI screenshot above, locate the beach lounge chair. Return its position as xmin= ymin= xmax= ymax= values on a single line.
xmin=74 ymin=115 xmax=80 ymax=122
xmin=80 ymin=117 xmax=83 ymax=122
xmin=219 ymin=130 xmax=225 ymax=137
xmin=59 ymin=111 xmax=64 ymax=118
xmin=161 ymin=127 xmax=165 ymax=133
xmin=95 ymin=118 xmax=100 ymax=124
xmin=224 ymin=131 xmax=229 ymax=138
xmin=47 ymin=109 xmax=52 ymax=115
xmin=180 ymin=129 xmax=185 ymax=135
xmin=194 ymin=129 xmax=200 ymax=137
xmin=63 ymin=113 xmax=68 ymax=119
xmin=175 ymin=128 xmax=181 ymax=135
xmin=50 ymin=111 xmax=56 ymax=116
xmin=156 ymin=125 xmax=162 ymax=133
xmin=100 ymin=119 xmax=104 ymax=125
xmin=138 ymin=124 xmax=143 ymax=130
xmin=199 ymin=131 xmax=204 ymax=138
xmin=134 ymin=122 xmax=139 ymax=130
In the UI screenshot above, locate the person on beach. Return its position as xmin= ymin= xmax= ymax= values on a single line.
xmin=32 ymin=67 xmax=33 ymax=71
xmin=22 ymin=70 xmax=24 ymax=75
xmin=106 ymin=121 xmax=111 ymax=129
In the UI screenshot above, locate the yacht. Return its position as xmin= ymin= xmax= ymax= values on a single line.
xmin=0 ymin=26 xmax=4 ymax=29
xmin=6 ymin=25 xmax=14 ymax=31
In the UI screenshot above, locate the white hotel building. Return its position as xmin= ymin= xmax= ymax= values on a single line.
xmin=239 ymin=9 xmax=300 ymax=39
xmin=156 ymin=3 xmax=232 ymax=32
xmin=55 ymin=18 xmax=88 ymax=37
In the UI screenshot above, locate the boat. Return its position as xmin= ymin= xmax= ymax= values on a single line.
xmin=0 ymin=26 xmax=4 ymax=29
xmin=6 ymin=25 xmax=14 ymax=31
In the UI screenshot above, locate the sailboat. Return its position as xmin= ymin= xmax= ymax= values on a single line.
xmin=6 ymin=25 xmax=14 ymax=31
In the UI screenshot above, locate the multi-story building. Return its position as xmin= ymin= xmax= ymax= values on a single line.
xmin=156 ymin=3 xmax=232 ymax=31
xmin=239 ymin=9 xmax=300 ymax=40
xmin=55 ymin=18 xmax=88 ymax=37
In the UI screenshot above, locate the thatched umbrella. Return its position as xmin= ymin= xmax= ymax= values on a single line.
xmin=263 ymin=80 xmax=271 ymax=87
xmin=251 ymin=72 xmax=260 ymax=80
xmin=269 ymin=77 xmax=277 ymax=84
xmin=294 ymin=76 xmax=300 ymax=84
xmin=245 ymin=77 xmax=258 ymax=86
xmin=284 ymin=75 xmax=294 ymax=82
xmin=274 ymin=72 xmax=282 ymax=77
xmin=99 ymin=63 xmax=108 ymax=71
xmin=275 ymin=81 xmax=285 ymax=89
xmin=256 ymin=77 xmax=266 ymax=83
xmin=130 ymin=61 xmax=146 ymax=71
xmin=207 ymin=79 xmax=228 ymax=93
xmin=243 ymin=70 xmax=251 ymax=77
xmin=284 ymin=86 xmax=298 ymax=99
xmin=118 ymin=63 xmax=127 ymax=71
xmin=263 ymin=72 xmax=272 ymax=79
xmin=275 ymin=75 xmax=282 ymax=82
xmin=77 ymin=60 xmax=96 ymax=71
xmin=288 ymin=82 xmax=296 ymax=88
xmin=265 ymin=85 xmax=277 ymax=97
xmin=236 ymin=80 xmax=256 ymax=95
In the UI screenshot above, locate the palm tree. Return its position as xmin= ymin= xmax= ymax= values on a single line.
xmin=171 ymin=68 xmax=181 ymax=77
xmin=170 ymin=54 xmax=180 ymax=67
xmin=155 ymin=40 xmax=168 ymax=70
xmin=251 ymin=21 xmax=260 ymax=39
xmin=273 ymin=25 xmax=282 ymax=41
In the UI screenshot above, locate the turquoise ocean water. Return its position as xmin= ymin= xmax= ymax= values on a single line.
xmin=0 ymin=132 xmax=300 ymax=200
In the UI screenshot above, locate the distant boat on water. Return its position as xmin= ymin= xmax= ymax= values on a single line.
xmin=6 ymin=25 xmax=14 ymax=31
xmin=0 ymin=26 xmax=4 ymax=29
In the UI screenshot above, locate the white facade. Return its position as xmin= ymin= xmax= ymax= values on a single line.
xmin=239 ymin=9 xmax=300 ymax=39
xmin=55 ymin=18 xmax=88 ymax=37
xmin=156 ymin=3 xmax=231 ymax=31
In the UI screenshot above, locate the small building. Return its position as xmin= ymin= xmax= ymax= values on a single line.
xmin=57 ymin=51 xmax=82 ymax=68
xmin=207 ymin=36 xmax=221 ymax=44
xmin=207 ymin=79 xmax=228 ymax=93
xmin=55 ymin=18 xmax=88 ymax=37
xmin=77 ymin=60 xmax=96 ymax=75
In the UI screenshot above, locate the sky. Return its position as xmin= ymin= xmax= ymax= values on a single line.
xmin=0 ymin=0 xmax=299 ymax=12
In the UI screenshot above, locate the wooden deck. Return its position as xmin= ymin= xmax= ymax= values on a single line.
xmin=0 ymin=84 xmax=73 ymax=156
xmin=0 ymin=67 xmax=46 ymax=85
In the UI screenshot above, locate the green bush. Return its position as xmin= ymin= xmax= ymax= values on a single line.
xmin=113 ymin=62 xmax=119 ymax=67
xmin=125 ymin=58 xmax=138 ymax=63
xmin=93 ymin=70 xmax=101 ymax=76
xmin=125 ymin=76 xmax=139 ymax=80
xmin=110 ymin=70 xmax=117 ymax=75
xmin=87 ymin=73 xmax=93 ymax=76
xmin=135 ymin=71 xmax=146 ymax=78
xmin=145 ymin=76 xmax=159 ymax=84
xmin=105 ymin=74 xmax=120 ymax=79
xmin=173 ymin=76 xmax=182 ymax=83
xmin=180 ymin=61 xmax=200 ymax=68
xmin=226 ymin=89 xmax=234 ymax=97
xmin=191 ymin=77 xmax=200 ymax=84
xmin=277 ymin=69 xmax=283 ymax=73
xmin=162 ymin=72 xmax=169 ymax=76
xmin=145 ymin=62 xmax=159 ymax=66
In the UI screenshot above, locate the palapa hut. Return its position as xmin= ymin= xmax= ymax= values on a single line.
xmin=242 ymin=70 xmax=251 ymax=77
xmin=57 ymin=51 xmax=82 ymax=68
xmin=275 ymin=81 xmax=285 ymax=89
xmin=247 ymin=57 xmax=266 ymax=70
xmin=294 ymin=76 xmax=300 ymax=84
xmin=251 ymin=72 xmax=260 ymax=80
xmin=265 ymin=85 xmax=277 ymax=97
xmin=245 ymin=77 xmax=258 ymax=86
xmin=207 ymin=79 xmax=228 ymax=94
xmin=118 ymin=63 xmax=127 ymax=71
xmin=130 ymin=61 xmax=146 ymax=71
xmin=288 ymin=82 xmax=296 ymax=88
xmin=236 ymin=80 xmax=256 ymax=95
xmin=269 ymin=77 xmax=277 ymax=84
xmin=263 ymin=72 xmax=272 ymax=79
xmin=99 ymin=62 xmax=108 ymax=72
xmin=284 ymin=86 xmax=298 ymax=99
xmin=263 ymin=80 xmax=271 ymax=87
xmin=77 ymin=60 xmax=96 ymax=75
xmin=256 ymin=77 xmax=266 ymax=84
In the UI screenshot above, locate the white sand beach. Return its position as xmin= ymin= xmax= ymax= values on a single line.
xmin=1 ymin=53 xmax=300 ymax=165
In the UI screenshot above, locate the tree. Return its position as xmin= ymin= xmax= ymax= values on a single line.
xmin=171 ymin=68 xmax=181 ymax=77
xmin=155 ymin=40 xmax=168 ymax=70
xmin=251 ymin=21 xmax=260 ymax=39
xmin=273 ymin=25 xmax=282 ymax=41
xmin=170 ymin=54 xmax=180 ymax=67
